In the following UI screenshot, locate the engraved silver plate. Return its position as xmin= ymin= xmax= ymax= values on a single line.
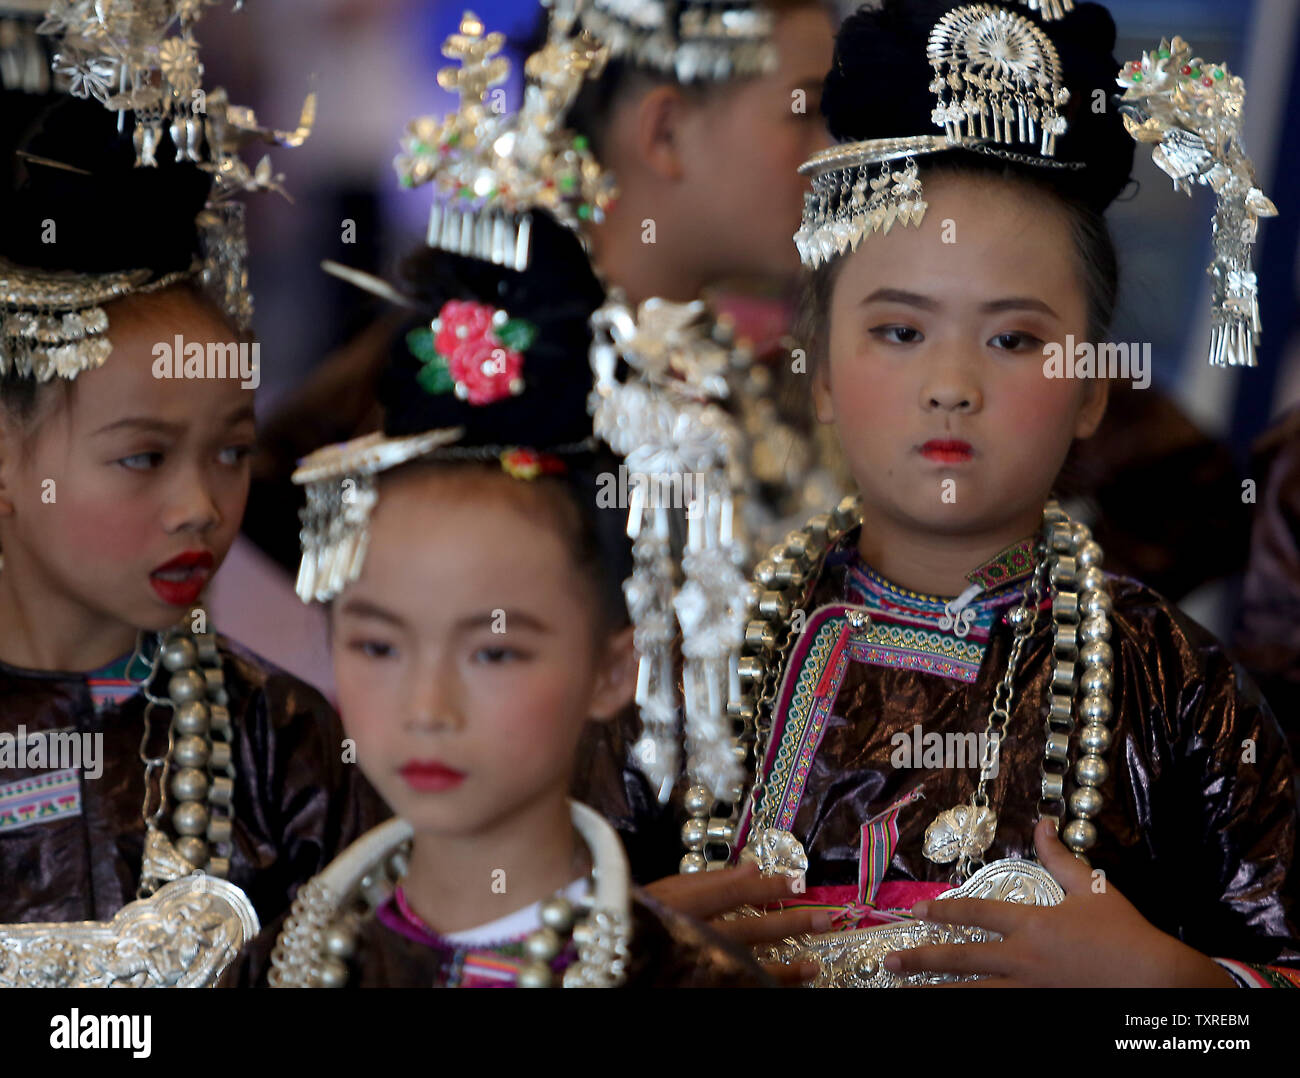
xmin=0 ymin=874 xmax=259 ymax=988
xmin=757 ymin=858 xmax=1063 ymax=988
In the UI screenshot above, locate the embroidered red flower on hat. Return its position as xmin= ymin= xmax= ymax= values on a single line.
xmin=500 ymin=448 xmax=567 ymax=480
xmin=406 ymin=299 xmax=537 ymax=406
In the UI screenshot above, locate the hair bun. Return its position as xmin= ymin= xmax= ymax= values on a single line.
xmin=378 ymin=211 xmax=605 ymax=450
xmin=0 ymin=91 xmax=211 ymax=277
xmin=822 ymin=0 xmax=1133 ymax=211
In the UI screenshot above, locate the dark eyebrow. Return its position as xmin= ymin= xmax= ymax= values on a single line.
xmin=860 ymin=288 xmax=940 ymax=311
xmin=860 ymin=290 xmax=1060 ymax=320
xmin=91 ymin=417 xmax=186 ymax=438
xmin=223 ymin=403 xmax=257 ymax=427
xmin=92 ymin=403 xmax=256 ymax=438
xmin=336 ymin=598 xmax=405 ymax=627
xmin=455 ymin=610 xmax=551 ymax=634
xmin=980 ymin=296 xmax=1060 ymax=319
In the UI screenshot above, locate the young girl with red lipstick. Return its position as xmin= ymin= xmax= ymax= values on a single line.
xmin=222 ymin=211 xmax=771 ymax=988
xmin=710 ymin=0 xmax=1300 ymax=988
xmin=0 ymin=89 xmax=382 ymax=976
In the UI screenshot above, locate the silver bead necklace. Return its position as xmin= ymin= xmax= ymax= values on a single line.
xmin=127 ymin=621 xmax=237 ymax=896
xmin=269 ymin=804 xmax=633 ymax=988
xmin=727 ymin=497 xmax=1117 ymax=885
xmin=921 ymin=501 xmax=1116 ymax=880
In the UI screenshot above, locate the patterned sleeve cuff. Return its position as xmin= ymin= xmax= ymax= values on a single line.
xmin=1213 ymin=957 xmax=1300 ymax=987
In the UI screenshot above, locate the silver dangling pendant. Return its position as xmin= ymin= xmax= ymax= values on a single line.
xmin=922 ymin=799 xmax=997 ymax=880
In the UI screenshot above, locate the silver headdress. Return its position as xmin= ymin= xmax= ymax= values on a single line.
xmin=795 ymin=3 xmax=1072 ymax=270
xmin=0 ymin=0 xmax=313 ymax=382
xmin=589 ymin=292 xmax=752 ymax=833
xmin=578 ymin=0 xmax=776 ymax=83
xmin=1008 ymin=0 xmax=1074 ymax=21
xmin=1117 ymin=37 xmax=1278 ymax=368
xmin=394 ymin=10 xmax=615 ymax=271
xmin=293 ymin=429 xmax=465 ymax=604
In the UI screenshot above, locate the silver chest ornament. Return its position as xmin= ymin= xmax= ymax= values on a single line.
xmin=740 ymin=831 xmax=1064 ymax=988
xmin=0 ymin=874 xmax=259 ymax=988
xmin=922 ymin=802 xmax=998 ymax=865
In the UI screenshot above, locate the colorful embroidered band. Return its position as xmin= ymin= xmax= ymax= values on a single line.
xmin=858 ymin=788 xmax=926 ymax=908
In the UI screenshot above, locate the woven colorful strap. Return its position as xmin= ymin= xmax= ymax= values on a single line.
xmin=1213 ymin=957 xmax=1300 ymax=988
xmin=858 ymin=788 xmax=925 ymax=908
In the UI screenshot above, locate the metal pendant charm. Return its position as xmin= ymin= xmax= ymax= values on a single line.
xmin=922 ymin=802 xmax=997 ymax=865
xmin=740 ymin=827 xmax=809 ymax=879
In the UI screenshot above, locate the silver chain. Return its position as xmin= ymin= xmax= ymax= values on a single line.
xmin=972 ymin=550 xmax=1047 ymax=810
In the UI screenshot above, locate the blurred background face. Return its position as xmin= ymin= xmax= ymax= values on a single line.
xmin=813 ymin=172 xmax=1107 ymax=540
xmin=0 ymin=287 xmax=255 ymax=638
xmin=677 ymin=3 xmax=834 ymax=283
xmin=330 ymin=468 xmax=631 ymax=838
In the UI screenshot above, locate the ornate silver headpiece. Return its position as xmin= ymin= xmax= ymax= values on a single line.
xmin=1008 ymin=0 xmax=1074 ymax=21
xmin=0 ymin=1 xmax=313 ymax=382
xmin=1117 ymin=37 xmax=1278 ymax=368
xmin=0 ymin=258 xmax=191 ymax=381
xmin=394 ymin=10 xmax=615 ymax=271
xmin=794 ymin=3 xmax=1073 ymax=270
xmin=579 ymin=0 xmax=776 ymax=83
xmin=927 ymin=3 xmax=1069 ymax=156
xmin=293 ymin=429 xmax=468 ymax=604
xmin=588 ymin=292 xmax=751 ymax=809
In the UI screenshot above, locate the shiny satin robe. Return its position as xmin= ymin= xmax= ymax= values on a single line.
xmin=763 ymin=528 xmax=1299 ymax=968
xmin=0 ymin=636 xmax=388 ymax=926
xmin=222 ymin=890 xmax=773 ymax=988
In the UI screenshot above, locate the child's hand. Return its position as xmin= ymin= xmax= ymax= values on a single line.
xmin=884 ymin=818 xmax=1236 ymax=987
xmin=645 ymin=862 xmax=829 ymax=985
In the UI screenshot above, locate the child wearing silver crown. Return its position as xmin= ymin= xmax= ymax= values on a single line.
xmin=688 ymin=0 xmax=1299 ymax=988
xmin=220 ymin=209 xmax=771 ymax=988
xmin=0 ymin=11 xmax=384 ymax=988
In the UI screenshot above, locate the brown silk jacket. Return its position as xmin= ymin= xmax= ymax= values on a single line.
xmin=761 ymin=529 xmax=1299 ymax=968
xmin=583 ymin=529 xmax=1299 ymax=970
xmin=0 ymin=636 xmax=389 ymax=926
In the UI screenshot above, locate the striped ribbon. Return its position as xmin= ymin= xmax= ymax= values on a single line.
xmin=857 ymin=788 xmax=925 ymax=908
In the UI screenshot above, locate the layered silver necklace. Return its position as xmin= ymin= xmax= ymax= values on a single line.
xmin=269 ymin=801 xmax=633 ymax=989
xmin=922 ymin=502 xmax=1115 ymax=882
xmin=731 ymin=498 xmax=1116 ymax=885
xmin=128 ymin=624 xmax=239 ymax=894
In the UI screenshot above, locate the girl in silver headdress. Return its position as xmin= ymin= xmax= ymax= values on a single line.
xmin=704 ymin=0 xmax=1299 ymax=988
xmin=0 ymin=10 xmax=385 ymax=987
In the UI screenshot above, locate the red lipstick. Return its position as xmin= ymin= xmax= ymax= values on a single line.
xmin=400 ymin=760 xmax=466 ymax=792
xmin=919 ymin=439 xmax=973 ymax=464
xmin=149 ymin=550 xmax=214 ymax=606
